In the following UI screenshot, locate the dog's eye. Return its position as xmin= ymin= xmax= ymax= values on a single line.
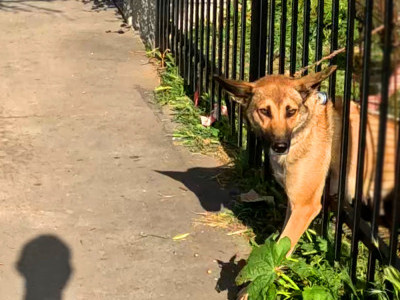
xmin=286 ymin=107 xmax=297 ymax=118
xmin=259 ymin=107 xmax=272 ymax=118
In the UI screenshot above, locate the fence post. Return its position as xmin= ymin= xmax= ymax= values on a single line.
xmin=247 ymin=0 xmax=268 ymax=167
xmin=155 ymin=0 xmax=160 ymax=49
xmin=334 ymin=0 xmax=355 ymax=263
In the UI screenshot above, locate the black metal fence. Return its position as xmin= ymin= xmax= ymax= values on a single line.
xmin=155 ymin=0 xmax=399 ymax=283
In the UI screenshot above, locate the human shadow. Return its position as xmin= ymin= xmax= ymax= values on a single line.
xmin=215 ymin=255 xmax=247 ymax=300
xmin=16 ymin=235 xmax=72 ymax=300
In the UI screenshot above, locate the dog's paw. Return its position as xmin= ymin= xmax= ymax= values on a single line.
xmin=236 ymin=286 xmax=249 ymax=300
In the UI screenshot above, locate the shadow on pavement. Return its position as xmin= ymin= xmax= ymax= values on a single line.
xmin=16 ymin=235 xmax=72 ymax=300
xmin=0 ymin=0 xmax=65 ymax=13
xmin=156 ymin=167 xmax=236 ymax=212
xmin=215 ymin=255 xmax=247 ymax=300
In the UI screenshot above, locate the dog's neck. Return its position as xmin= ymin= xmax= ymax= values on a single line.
xmin=270 ymin=92 xmax=333 ymax=171
xmin=292 ymin=93 xmax=329 ymax=147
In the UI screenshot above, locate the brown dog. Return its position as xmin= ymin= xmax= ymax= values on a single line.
xmin=215 ymin=66 xmax=396 ymax=255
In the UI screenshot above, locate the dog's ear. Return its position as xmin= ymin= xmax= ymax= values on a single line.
xmin=295 ymin=65 xmax=337 ymax=100
xmin=214 ymin=75 xmax=254 ymax=106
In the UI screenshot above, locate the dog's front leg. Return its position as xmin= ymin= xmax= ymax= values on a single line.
xmin=279 ymin=197 xmax=322 ymax=256
xmin=279 ymin=167 xmax=327 ymax=256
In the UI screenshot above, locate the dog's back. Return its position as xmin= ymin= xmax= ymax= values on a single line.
xmin=331 ymin=101 xmax=397 ymax=219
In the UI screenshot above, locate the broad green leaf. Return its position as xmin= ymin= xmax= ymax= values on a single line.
xmin=246 ymin=273 xmax=276 ymax=300
xmin=265 ymin=283 xmax=277 ymax=300
xmin=273 ymin=237 xmax=291 ymax=264
xmin=236 ymin=236 xmax=291 ymax=300
xmin=236 ymin=237 xmax=290 ymax=285
xmin=302 ymin=286 xmax=334 ymax=300
xmin=285 ymin=259 xmax=315 ymax=279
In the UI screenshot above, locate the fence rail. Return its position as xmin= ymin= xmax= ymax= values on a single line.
xmin=155 ymin=0 xmax=399 ymax=284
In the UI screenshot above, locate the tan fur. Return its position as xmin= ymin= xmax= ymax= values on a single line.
xmin=215 ymin=66 xmax=397 ymax=255
xmin=331 ymin=102 xmax=397 ymax=215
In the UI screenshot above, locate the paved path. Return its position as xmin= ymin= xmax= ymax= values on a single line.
xmin=0 ymin=1 xmax=248 ymax=299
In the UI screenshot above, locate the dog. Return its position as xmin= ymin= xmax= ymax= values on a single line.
xmin=215 ymin=65 xmax=397 ymax=256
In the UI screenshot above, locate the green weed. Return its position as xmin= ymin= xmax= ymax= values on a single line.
xmin=238 ymin=233 xmax=400 ymax=300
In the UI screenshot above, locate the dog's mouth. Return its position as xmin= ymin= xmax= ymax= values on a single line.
xmin=270 ymin=148 xmax=290 ymax=155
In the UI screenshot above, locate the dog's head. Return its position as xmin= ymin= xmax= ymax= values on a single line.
xmin=215 ymin=66 xmax=337 ymax=155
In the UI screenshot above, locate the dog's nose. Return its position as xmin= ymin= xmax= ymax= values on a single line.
xmin=271 ymin=142 xmax=289 ymax=154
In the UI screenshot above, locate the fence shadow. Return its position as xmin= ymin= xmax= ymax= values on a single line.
xmin=16 ymin=235 xmax=72 ymax=300
xmin=81 ymin=0 xmax=124 ymax=22
xmin=157 ymin=166 xmax=286 ymax=244
xmin=0 ymin=0 xmax=65 ymax=13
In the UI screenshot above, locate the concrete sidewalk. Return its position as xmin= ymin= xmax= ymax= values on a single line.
xmin=0 ymin=1 xmax=248 ymax=299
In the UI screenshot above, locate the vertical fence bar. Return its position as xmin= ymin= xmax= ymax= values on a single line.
xmin=321 ymin=0 xmax=339 ymax=239
xmin=194 ymin=0 xmax=200 ymax=92
xmin=160 ymin=0 xmax=165 ymax=51
xmin=169 ymin=0 xmax=173 ymax=53
xmin=217 ymin=0 xmax=224 ymax=119
xmin=205 ymin=0 xmax=212 ymax=93
xmin=174 ymin=0 xmax=179 ymax=59
xmin=247 ymin=0 xmax=259 ymax=167
xmin=350 ymin=0 xmax=373 ymax=281
xmin=184 ymin=0 xmax=189 ymax=79
xmin=155 ymin=0 xmax=160 ymax=48
xmin=259 ymin=0 xmax=268 ymax=168
xmin=289 ymin=0 xmax=298 ymax=76
xmin=315 ymin=0 xmax=324 ymax=72
xmin=247 ymin=0 xmax=267 ymax=167
xmin=247 ymin=0 xmax=261 ymax=167
xmin=367 ymin=0 xmax=394 ymax=280
xmin=231 ymin=0 xmax=239 ymax=136
xmin=164 ymin=0 xmax=167 ymax=50
xmin=278 ymin=0 xmax=287 ymax=74
xmin=257 ymin=0 xmax=268 ymax=168
xmin=199 ymin=0 xmax=205 ymax=95
xmin=267 ymin=0 xmax=275 ymax=75
xmin=170 ymin=0 xmax=175 ymax=53
xmin=224 ymin=0 xmax=232 ymax=124
xmin=210 ymin=0 xmax=218 ymax=111
xmin=188 ymin=0 xmax=194 ymax=87
xmin=334 ymin=0 xmax=355 ymax=262
xmin=232 ymin=0 xmax=239 ymax=80
xmin=238 ymin=0 xmax=247 ymax=147
xmin=328 ymin=0 xmax=339 ymax=100
xmin=390 ymin=124 xmax=400 ymax=265
xmin=302 ymin=0 xmax=310 ymax=74
xmin=179 ymin=0 xmax=184 ymax=72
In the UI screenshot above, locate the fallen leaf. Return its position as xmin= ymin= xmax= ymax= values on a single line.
xmin=172 ymin=233 xmax=190 ymax=240
xmin=227 ymin=229 xmax=250 ymax=236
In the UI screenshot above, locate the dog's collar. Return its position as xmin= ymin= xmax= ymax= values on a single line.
xmin=316 ymin=91 xmax=328 ymax=105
